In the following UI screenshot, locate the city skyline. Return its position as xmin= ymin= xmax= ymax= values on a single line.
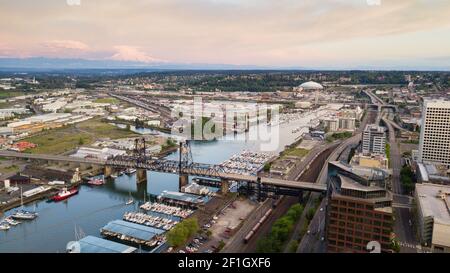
xmin=1 ymin=0 xmax=450 ymax=70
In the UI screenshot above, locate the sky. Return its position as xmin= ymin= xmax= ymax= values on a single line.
xmin=1 ymin=0 xmax=450 ymax=69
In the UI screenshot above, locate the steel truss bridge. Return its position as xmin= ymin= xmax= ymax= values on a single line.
xmin=0 ymin=140 xmax=326 ymax=194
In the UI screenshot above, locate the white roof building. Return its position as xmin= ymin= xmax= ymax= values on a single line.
xmin=299 ymin=81 xmax=324 ymax=90
xmin=415 ymin=183 xmax=450 ymax=252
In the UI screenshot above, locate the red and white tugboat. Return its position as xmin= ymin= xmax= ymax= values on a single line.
xmin=51 ymin=187 xmax=79 ymax=202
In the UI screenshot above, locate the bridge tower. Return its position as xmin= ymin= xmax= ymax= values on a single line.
xmin=133 ymin=138 xmax=148 ymax=184
xmin=178 ymin=140 xmax=192 ymax=189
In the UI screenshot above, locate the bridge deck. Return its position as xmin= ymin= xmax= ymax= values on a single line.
xmin=0 ymin=151 xmax=326 ymax=192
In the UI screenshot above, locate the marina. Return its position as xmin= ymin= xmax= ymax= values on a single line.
xmin=139 ymin=202 xmax=194 ymax=218
xmin=123 ymin=212 xmax=178 ymax=231
xmin=219 ymin=150 xmax=273 ymax=175
xmin=100 ymin=219 xmax=165 ymax=248
xmin=157 ymin=191 xmax=205 ymax=208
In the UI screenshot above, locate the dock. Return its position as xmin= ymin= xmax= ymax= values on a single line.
xmin=157 ymin=190 xmax=204 ymax=208
xmin=100 ymin=219 xmax=165 ymax=247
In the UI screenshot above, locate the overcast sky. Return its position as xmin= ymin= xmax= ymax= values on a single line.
xmin=1 ymin=0 xmax=450 ymax=69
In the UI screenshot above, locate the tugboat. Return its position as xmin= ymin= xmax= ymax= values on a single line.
xmin=87 ymin=177 xmax=105 ymax=186
xmin=51 ymin=187 xmax=79 ymax=202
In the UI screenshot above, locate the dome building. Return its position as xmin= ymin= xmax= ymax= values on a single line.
xmin=299 ymin=81 xmax=324 ymax=91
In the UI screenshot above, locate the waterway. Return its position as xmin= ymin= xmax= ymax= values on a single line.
xmin=0 ymin=106 xmax=337 ymax=252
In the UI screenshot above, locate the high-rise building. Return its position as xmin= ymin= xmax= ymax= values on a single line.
xmin=362 ymin=124 xmax=386 ymax=155
xmin=418 ymin=100 xmax=450 ymax=166
xmin=326 ymin=161 xmax=393 ymax=253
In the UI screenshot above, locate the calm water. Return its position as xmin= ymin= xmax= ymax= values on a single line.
xmin=0 ymin=107 xmax=333 ymax=252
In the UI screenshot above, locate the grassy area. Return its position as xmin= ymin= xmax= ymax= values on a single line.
xmin=326 ymin=131 xmax=352 ymax=143
xmin=94 ymin=98 xmax=119 ymax=104
xmin=0 ymin=164 xmax=19 ymax=174
xmin=24 ymin=129 xmax=93 ymax=154
xmin=282 ymin=147 xmax=309 ymax=158
xmin=0 ymin=91 xmax=25 ymax=99
xmin=77 ymin=119 xmax=138 ymax=139
xmin=23 ymin=119 xmax=138 ymax=154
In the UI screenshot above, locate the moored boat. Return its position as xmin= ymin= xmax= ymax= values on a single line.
xmin=4 ymin=217 xmax=21 ymax=226
xmin=11 ymin=187 xmax=39 ymax=220
xmin=11 ymin=210 xmax=38 ymax=220
xmin=88 ymin=178 xmax=104 ymax=186
xmin=0 ymin=223 xmax=10 ymax=230
xmin=51 ymin=187 xmax=79 ymax=202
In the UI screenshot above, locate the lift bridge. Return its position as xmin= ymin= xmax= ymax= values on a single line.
xmin=0 ymin=138 xmax=327 ymax=198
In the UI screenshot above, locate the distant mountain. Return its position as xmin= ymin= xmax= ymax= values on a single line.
xmin=0 ymin=57 xmax=448 ymax=72
xmin=0 ymin=57 xmax=275 ymax=71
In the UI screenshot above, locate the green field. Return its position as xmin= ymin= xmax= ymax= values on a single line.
xmin=24 ymin=119 xmax=138 ymax=154
xmin=0 ymin=91 xmax=26 ymax=99
xmin=282 ymin=147 xmax=310 ymax=158
xmin=94 ymin=98 xmax=119 ymax=104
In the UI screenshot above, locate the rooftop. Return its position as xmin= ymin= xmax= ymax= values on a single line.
xmin=101 ymin=220 xmax=165 ymax=242
xmin=300 ymin=81 xmax=324 ymax=90
xmin=416 ymin=183 xmax=450 ymax=224
xmin=73 ymin=235 xmax=137 ymax=253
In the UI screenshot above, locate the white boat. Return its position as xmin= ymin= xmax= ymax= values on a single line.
xmin=11 ymin=187 xmax=38 ymax=220
xmin=11 ymin=210 xmax=38 ymax=220
xmin=110 ymin=174 xmax=118 ymax=179
xmin=0 ymin=223 xmax=10 ymax=230
xmin=125 ymin=198 xmax=134 ymax=205
xmin=125 ymin=168 xmax=136 ymax=175
xmin=4 ymin=217 xmax=21 ymax=226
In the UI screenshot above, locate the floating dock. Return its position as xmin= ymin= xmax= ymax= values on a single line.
xmin=100 ymin=219 xmax=165 ymax=247
xmin=157 ymin=190 xmax=204 ymax=208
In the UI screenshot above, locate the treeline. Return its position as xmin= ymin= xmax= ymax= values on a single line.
xmin=166 ymin=218 xmax=199 ymax=247
xmin=256 ymin=204 xmax=304 ymax=253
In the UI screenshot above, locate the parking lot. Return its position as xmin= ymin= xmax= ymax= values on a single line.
xmin=174 ymin=197 xmax=257 ymax=253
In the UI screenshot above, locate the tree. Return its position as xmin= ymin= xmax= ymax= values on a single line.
xmin=78 ymin=137 xmax=84 ymax=145
xmin=166 ymin=217 xmax=199 ymax=247
xmin=306 ymin=207 xmax=316 ymax=221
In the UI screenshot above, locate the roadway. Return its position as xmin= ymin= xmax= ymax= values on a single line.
xmin=368 ymin=91 xmax=418 ymax=253
xmin=383 ymin=116 xmax=418 ymax=252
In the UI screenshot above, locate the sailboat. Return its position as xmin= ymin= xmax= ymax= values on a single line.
xmin=11 ymin=187 xmax=38 ymax=220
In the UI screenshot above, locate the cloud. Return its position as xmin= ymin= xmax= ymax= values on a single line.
xmin=42 ymin=40 xmax=89 ymax=51
xmin=0 ymin=0 xmax=450 ymax=67
xmin=110 ymin=46 xmax=164 ymax=63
